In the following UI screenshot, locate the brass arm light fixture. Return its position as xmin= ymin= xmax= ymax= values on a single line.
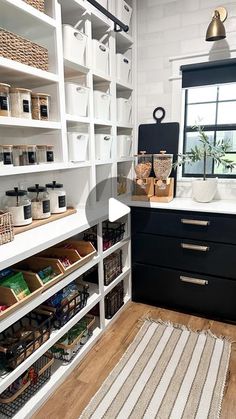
xmin=206 ymin=6 xmax=227 ymax=41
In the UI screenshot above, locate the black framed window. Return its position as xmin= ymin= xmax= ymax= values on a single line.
xmin=183 ymin=83 xmax=236 ymax=178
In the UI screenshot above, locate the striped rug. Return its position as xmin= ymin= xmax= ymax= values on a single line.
xmin=80 ymin=319 xmax=231 ymax=419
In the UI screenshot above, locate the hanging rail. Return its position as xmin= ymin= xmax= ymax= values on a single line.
xmin=87 ymin=0 xmax=129 ymax=32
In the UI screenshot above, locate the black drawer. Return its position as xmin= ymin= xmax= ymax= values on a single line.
xmin=132 ymin=263 xmax=236 ymax=322
xmin=132 ymin=233 xmax=236 ymax=279
xmin=131 ymin=208 xmax=236 ymax=245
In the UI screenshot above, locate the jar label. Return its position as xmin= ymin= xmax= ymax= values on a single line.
xmin=46 ymin=151 xmax=54 ymax=162
xmin=28 ymin=151 xmax=36 ymax=164
xmin=24 ymin=204 xmax=32 ymax=220
xmin=40 ymin=105 xmax=48 ymax=118
xmin=0 ymin=96 xmax=8 ymax=111
xmin=58 ymin=195 xmax=66 ymax=208
xmin=43 ymin=200 xmax=50 ymax=214
xmin=3 ymin=152 xmax=12 ymax=165
xmin=23 ymin=100 xmax=30 ymax=113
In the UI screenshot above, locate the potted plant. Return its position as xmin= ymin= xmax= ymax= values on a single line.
xmin=174 ymin=124 xmax=236 ymax=202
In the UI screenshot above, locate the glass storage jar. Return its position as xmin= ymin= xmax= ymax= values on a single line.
xmin=134 ymin=151 xmax=152 ymax=180
xmin=153 ymin=151 xmax=173 ymax=189
xmin=27 ymin=145 xmax=37 ymax=165
xmin=45 ymin=181 xmax=67 ymax=214
xmin=5 ymin=187 xmax=32 ymax=226
xmin=3 ymin=145 xmax=13 ymax=165
xmin=31 ymin=93 xmax=50 ymax=121
xmin=0 ymin=83 xmax=11 ymax=117
xmin=13 ymin=145 xmax=28 ymax=166
xmin=10 ymin=88 xmax=32 ymax=119
xmin=0 ymin=145 xmax=3 ymax=166
xmin=28 ymin=184 xmax=51 ymax=220
xmin=37 ymin=145 xmax=54 ymax=164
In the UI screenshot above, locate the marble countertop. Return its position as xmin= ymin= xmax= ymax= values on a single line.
xmin=127 ymin=197 xmax=236 ymax=215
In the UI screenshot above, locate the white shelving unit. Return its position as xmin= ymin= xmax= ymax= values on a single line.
xmin=0 ymin=0 xmax=136 ymax=416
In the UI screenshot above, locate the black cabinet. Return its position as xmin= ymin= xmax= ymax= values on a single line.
xmin=132 ymin=207 xmax=236 ymax=323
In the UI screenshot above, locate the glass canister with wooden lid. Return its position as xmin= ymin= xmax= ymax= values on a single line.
xmin=10 ymin=88 xmax=32 ymax=119
xmin=0 ymin=83 xmax=11 ymax=117
xmin=153 ymin=150 xmax=173 ymax=189
xmin=31 ymin=93 xmax=51 ymax=121
xmin=134 ymin=151 xmax=152 ymax=180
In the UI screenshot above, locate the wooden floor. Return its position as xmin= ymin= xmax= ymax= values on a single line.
xmin=33 ymin=302 xmax=236 ymax=419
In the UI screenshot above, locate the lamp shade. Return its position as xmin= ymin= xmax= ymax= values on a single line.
xmin=206 ymin=9 xmax=226 ymax=41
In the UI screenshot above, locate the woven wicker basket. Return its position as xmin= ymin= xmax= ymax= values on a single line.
xmin=0 ymin=211 xmax=14 ymax=245
xmin=0 ymin=27 xmax=48 ymax=71
xmin=23 ymin=0 xmax=45 ymax=13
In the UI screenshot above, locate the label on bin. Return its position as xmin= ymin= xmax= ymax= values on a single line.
xmin=43 ymin=200 xmax=50 ymax=214
xmin=24 ymin=204 xmax=32 ymax=220
xmin=0 ymin=96 xmax=8 ymax=111
xmin=23 ymin=100 xmax=30 ymax=113
xmin=58 ymin=195 xmax=66 ymax=208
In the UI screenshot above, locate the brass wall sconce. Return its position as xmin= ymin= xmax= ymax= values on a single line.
xmin=206 ymin=7 xmax=228 ymax=41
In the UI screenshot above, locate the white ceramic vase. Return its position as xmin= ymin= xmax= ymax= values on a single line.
xmin=192 ymin=178 xmax=218 ymax=203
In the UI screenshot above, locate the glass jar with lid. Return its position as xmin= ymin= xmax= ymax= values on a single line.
xmin=4 ymin=187 xmax=32 ymax=226
xmin=3 ymin=145 xmax=13 ymax=165
xmin=153 ymin=150 xmax=173 ymax=189
xmin=10 ymin=88 xmax=32 ymax=119
xmin=134 ymin=151 xmax=152 ymax=180
xmin=0 ymin=83 xmax=11 ymax=117
xmin=45 ymin=181 xmax=67 ymax=214
xmin=28 ymin=184 xmax=51 ymax=220
xmin=31 ymin=93 xmax=50 ymax=121
xmin=0 ymin=146 xmax=3 ymax=166
xmin=37 ymin=145 xmax=54 ymax=164
xmin=27 ymin=145 xmax=37 ymax=165
xmin=13 ymin=145 xmax=28 ymax=166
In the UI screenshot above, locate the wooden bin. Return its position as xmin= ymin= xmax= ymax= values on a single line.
xmin=39 ymin=248 xmax=83 ymax=274
xmin=132 ymin=178 xmax=154 ymax=201
xmin=14 ymin=256 xmax=64 ymax=291
xmin=56 ymin=240 xmax=96 ymax=264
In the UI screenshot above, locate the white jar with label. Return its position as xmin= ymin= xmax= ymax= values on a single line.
xmin=5 ymin=187 xmax=32 ymax=226
xmin=45 ymin=181 xmax=67 ymax=214
xmin=28 ymin=184 xmax=51 ymax=220
xmin=10 ymin=88 xmax=32 ymax=119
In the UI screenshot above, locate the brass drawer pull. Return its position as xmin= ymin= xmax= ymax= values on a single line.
xmin=181 ymin=219 xmax=210 ymax=226
xmin=180 ymin=276 xmax=208 ymax=286
xmin=181 ymin=243 xmax=210 ymax=252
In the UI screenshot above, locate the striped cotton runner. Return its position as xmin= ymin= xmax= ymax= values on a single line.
xmin=80 ymin=319 xmax=231 ymax=419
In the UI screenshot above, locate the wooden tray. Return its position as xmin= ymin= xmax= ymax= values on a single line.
xmin=14 ymin=208 xmax=77 ymax=235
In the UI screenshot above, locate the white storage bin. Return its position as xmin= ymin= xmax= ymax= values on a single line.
xmin=96 ymin=0 xmax=107 ymax=8
xmin=63 ymin=25 xmax=87 ymax=66
xmin=117 ymin=98 xmax=132 ymax=124
xmin=94 ymin=90 xmax=111 ymax=120
xmin=65 ymin=83 xmax=89 ymax=117
xmin=95 ymin=134 xmax=113 ymax=160
xmin=116 ymin=0 xmax=132 ymax=27
xmin=116 ymin=54 xmax=131 ymax=84
xmin=68 ymin=133 xmax=89 ymax=162
xmin=117 ymin=135 xmax=132 ymax=158
xmin=92 ymin=40 xmax=109 ymax=75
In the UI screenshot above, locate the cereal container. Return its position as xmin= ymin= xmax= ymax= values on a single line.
xmin=134 ymin=151 xmax=152 ymax=180
xmin=153 ymin=151 xmax=173 ymax=189
xmin=32 ymin=93 xmax=50 ymax=121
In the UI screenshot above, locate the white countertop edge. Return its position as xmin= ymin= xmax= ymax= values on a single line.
xmin=125 ymin=198 xmax=236 ymax=215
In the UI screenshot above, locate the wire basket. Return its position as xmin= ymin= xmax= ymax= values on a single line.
xmin=23 ymin=0 xmax=45 ymax=12
xmin=0 ymin=309 xmax=52 ymax=372
xmin=81 ymin=265 xmax=98 ymax=284
xmin=105 ymin=282 xmax=124 ymax=319
xmin=0 ymin=212 xmax=14 ymax=246
xmin=0 ymin=354 xmax=53 ymax=418
xmin=104 ymin=250 xmax=123 ymax=286
xmin=42 ymin=284 xmax=90 ymax=329
xmin=102 ymin=222 xmax=125 ymax=251
xmin=51 ymin=315 xmax=95 ymax=363
xmin=0 ymin=27 xmax=48 ymax=71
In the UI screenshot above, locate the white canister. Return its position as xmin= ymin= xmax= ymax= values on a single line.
xmin=46 ymin=181 xmax=67 ymax=214
xmin=28 ymin=184 xmax=51 ymax=220
xmin=5 ymin=188 xmax=32 ymax=227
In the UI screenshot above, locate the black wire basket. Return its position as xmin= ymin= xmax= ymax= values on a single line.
xmin=41 ymin=284 xmax=90 ymax=329
xmin=83 ymin=222 xmax=125 ymax=251
xmin=0 ymin=353 xmax=53 ymax=418
xmin=105 ymin=282 xmax=124 ymax=319
xmin=0 ymin=310 xmax=52 ymax=372
xmin=104 ymin=250 xmax=123 ymax=286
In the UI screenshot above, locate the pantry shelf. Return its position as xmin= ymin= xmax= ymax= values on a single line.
xmin=66 ymin=114 xmax=90 ymax=124
xmin=117 ymin=157 xmax=134 ymax=163
xmin=94 ymin=118 xmax=112 ymax=126
xmin=116 ymin=31 xmax=134 ymax=49
xmin=95 ymin=159 xmax=113 ymax=166
xmin=90 ymin=9 xmax=111 ymax=30
xmin=116 ymin=122 xmax=133 ymax=129
xmin=103 ymin=236 xmax=130 ymax=258
xmin=59 ymin=0 xmax=87 ymax=16
xmin=0 ymin=117 xmax=61 ymax=129
xmin=0 ymin=162 xmax=92 ymax=177
xmin=104 ymin=266 xmax=131 ymax=296
xmin=13 ymin=327 xmax=102 ymax=419
xmin=0 ymin=57 xmax=59 ymax=88
xmin=93 ymin=71 xmax=112 ymax=83
xmin=64 ymin=58 xmax=90 ymax=78
xmin=104 ymin=295 xmax=131 ymax=327
xmin=0 ymin=288 xmax=101 ymax=394
xmin=116 ymin=80 xmax=133 ymax=91
xmin=0 ymin=257 xmax=100 ymax=333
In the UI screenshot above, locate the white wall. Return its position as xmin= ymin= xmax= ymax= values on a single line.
xmin=137 ymin=0 xmax=236 ymax=125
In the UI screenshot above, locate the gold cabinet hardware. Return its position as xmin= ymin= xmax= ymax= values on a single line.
xmin=181 ymin=219 xmax=210 ymax=226
xmin=181 ymin=243 xmax=210 ymax=252
xmin=180 ymin=276 xmax=208 ymax=286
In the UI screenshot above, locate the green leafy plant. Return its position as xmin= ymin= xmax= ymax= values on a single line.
xmin=173 ymin=124 xmax=236 ymax=180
